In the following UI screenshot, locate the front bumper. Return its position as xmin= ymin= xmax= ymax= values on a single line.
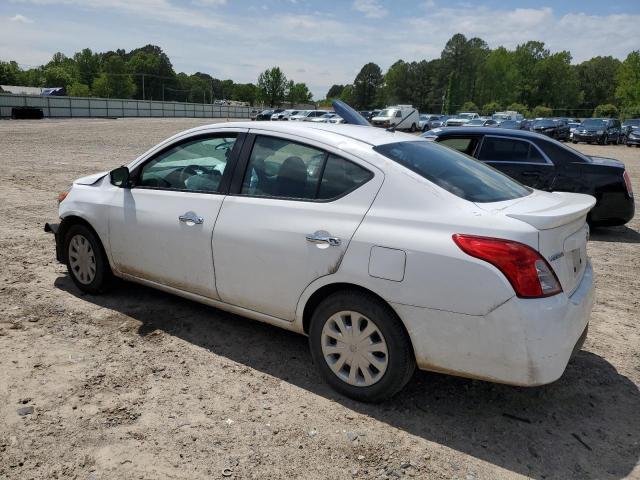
xmin=627 ymin=136 xmax=640 ymax=146
xmin=44 ymin=222 xmax=64 ymax=263
xmin=393 ymin=261 xmax=594 ymax=386
xmin=573 ymin=133 xmax=603 ymax=143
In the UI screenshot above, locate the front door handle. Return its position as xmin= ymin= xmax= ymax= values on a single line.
xmin=179 ymin=211 xmax=204 ymax=225
xmin=306 ymin=231 xmax=341 ymax=246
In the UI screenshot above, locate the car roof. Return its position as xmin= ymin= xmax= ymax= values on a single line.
xmin=426 ymin=126 xmax=554 ymax=140
xmin=182 ymin=121 xmax=421 ymax=147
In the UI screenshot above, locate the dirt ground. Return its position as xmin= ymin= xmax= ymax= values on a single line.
xmin=0 ymin=118 xmax=639 ymax=480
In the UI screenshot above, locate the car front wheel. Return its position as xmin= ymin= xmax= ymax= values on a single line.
xmin=64 ymin=224 xmax=112 ymax=294
xmin=309 ymin=291 xmax=415 ymax=402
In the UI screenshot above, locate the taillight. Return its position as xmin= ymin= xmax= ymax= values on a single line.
xmin=57 ymin=191 xmax=69 ymax=204
xmin=623 ymin=170 xmax=633 ymax=197
xmin=452 ymin=234 xmax=562 ymax=298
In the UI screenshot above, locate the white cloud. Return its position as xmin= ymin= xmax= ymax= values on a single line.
xmin=9 ymin=13 xmax=33 ymax=23
xmin=352 ymin=0 xmax=388 ymax=19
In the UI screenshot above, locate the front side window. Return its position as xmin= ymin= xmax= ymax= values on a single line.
xmin=374 ymin=140 xmax=530 ymax=203
xmin=241 ymin=136 xmax=372 ymax=200
xmin=137 ymin=135 xmax=237 ymax=192
xmin=478 ymin=137 xmax=547 ymax=164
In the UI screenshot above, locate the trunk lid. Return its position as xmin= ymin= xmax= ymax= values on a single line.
xmin=476 ymin=190 xmax=596 ymax=295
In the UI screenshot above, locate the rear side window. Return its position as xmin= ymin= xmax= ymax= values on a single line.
xmin=374 ymin=141 xmax=530 ymax=203
xmin=438 ymin=136 xmax=479 ymax=156
xmin=478 ymin=137 xmax=547 ymax=164
xmin=241 ymin=136 xmax=372 ymax=200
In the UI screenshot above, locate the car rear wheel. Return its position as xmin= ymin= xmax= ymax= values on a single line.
xmin=410 ymin=123 xmax=417 ymax=132
xmin=64 ymin=224 xmax=112 ymax=294
xmin=309 ymin=291 xmax=415 ymax=403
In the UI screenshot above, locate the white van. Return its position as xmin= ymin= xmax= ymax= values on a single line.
xmin=492 ymin=111 xmax=524 ymax=122
xmin=371 ymin=105 xmax=420 ymax=131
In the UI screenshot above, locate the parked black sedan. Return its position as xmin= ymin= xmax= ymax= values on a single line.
xmin=572 ymin=118 xmax=622 ymax=145
xmin=422 ymin=127 xmax=634 ymax=226
xmin=255 ymin=109 xmax=275 ymax=121
xmin=530 ymin=118 xmax=570 ymax=141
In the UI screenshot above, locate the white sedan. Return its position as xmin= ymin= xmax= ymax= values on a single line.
xmin=46 ymin=121 xmax=595 ymax=402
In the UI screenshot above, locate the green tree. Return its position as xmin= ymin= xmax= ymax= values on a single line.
xmin=92 ymin=55 xmax=136 ymax=98
xmin=533 ymin=51 xmax=582 ymax=114
xmin=532 ymin=105 xmax=553 ymax=118
xmin=476 ymin=47 xmax=519 ymax=107
xmin=506 ymin=103 xmax=529 ymax=116
xmin=73 ymin=48 xmax=101 ymax=87
xmin=461 ymin=101 xmax=479 ymax=112
xmin=353 ymin=63 xmax=384 ymax=110
xmin=481 ymin=102 xmax=501 ymax=116
xmin=593 ymin=104 xmax=619 ymax=118
xmin=326 ymin=84 xmax=345 ymax=99
xmin=287 ymin=82 xmax=313 ymax=105
xmin=67 ymin=82 xmax=91 ymax=97
xmin=576 ymin=56 xmax=621 ymax=111
xmin=339 ymin=84 xmax=355 ymax=105
xmin=616 ymin=51 xmax=640 ymax=107
xmin=232 ymin=83 xmax=259 ymax=105
xmin=0 ymin=61 xmax=21 ymax=84
xmin=257 ymin=67 xmax=287 ymax=107
xmin=127 ymin=45 xmax=175 ymax=100
xmin=43 ymin=65 xmax=74 ymax=88
xmin=622 ymin=105 xmax=640 ymax=119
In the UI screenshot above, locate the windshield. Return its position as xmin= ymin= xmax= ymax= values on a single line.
xmin=458 ymin=113 xmax=475 ymax=119
xmin=499 ymin=121 xmax=517 ymax=128
xmin=582 ymin=119 xmax=606 ymax=128
xmin=493 ymin=114 xmax=510 ymax=120
xmin=467 ymin=119 xmax=484 ymax=125
xmin=533 ymin=120 xmax=556 ymax=127
xmin=623 ymin=119 xmax=640 ymax=127
xmin=374 ymin=141 xmax=531 ymax=203
xmin=378 ymin=109 xmax=397 ymax=117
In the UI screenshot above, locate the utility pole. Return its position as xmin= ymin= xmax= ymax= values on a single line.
xmin=142 ymin=74 xmax=145 ymax=101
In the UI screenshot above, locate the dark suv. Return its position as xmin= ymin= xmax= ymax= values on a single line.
xmin=572 ymin=118 xmax=622 ymax=145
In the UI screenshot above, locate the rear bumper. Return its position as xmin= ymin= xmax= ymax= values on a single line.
xmin=44 ymin=222 xmax=64 ymax=263
xmin=394 ymin=262 xmax=594 ymax=386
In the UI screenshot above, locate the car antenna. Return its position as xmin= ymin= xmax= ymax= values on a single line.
xmin=387 ymin=108 xmax=416 ymax=133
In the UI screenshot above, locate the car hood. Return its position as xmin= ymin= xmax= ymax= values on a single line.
xmin=74 ymin=171 xmax=108 ymax=185
xmin=588 ymin=156 xmax=625 ymax=168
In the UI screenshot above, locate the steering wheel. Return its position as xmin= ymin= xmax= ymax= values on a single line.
xmin=177 ymin=164 xmax=201 ymax=188
xmin=215 ymin=140 xmax=235 ymax=151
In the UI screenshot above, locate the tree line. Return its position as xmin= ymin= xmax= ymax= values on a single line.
xmin=0 ymin=45 xmax=313 ymax=106
xmin=324 ymin=33 xmax=640 ymax=118
xmin=1 ymin=34 xmax=639 ymax=117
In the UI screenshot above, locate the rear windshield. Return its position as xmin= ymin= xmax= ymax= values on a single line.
xmin=374 ymin=141 xmax=530 ymax=203
xmin=582 ymin=119 xmax=606 ymax=128
xmin=533 ymin=119 xmax=556 ymax=127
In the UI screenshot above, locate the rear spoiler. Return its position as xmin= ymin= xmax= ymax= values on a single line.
xmin=506 ymin=192 xmax=596 ymax=230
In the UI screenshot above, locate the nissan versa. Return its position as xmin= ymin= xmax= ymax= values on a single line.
xmin=45 ymin=104 xmax=596 ymax=402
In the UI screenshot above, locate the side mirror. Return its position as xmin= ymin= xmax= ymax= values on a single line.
xmin=110 ymin=166 xmax=130 ymax=188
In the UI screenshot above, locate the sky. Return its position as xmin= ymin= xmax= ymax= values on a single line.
xmin=1 ymin=0 xmax=639 ymax=99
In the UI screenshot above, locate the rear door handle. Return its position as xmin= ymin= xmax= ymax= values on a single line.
xmin=179 ymin=211 xmax=204 ymax=225
xmin=306 ymin=231 xmax=341 ymax=246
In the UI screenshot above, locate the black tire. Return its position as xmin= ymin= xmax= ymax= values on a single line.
xmin=601 ymin=135 xmax=608 ymax=145
xmin=308 ymin=290 xmax=415 ymax=403
xmin=64 ymin=224 xmax=113 ymax=294
xmin=410 ymin=123 xmax=417 ymax=132
xmin=572 ymin=140 xmax=578 ymax=144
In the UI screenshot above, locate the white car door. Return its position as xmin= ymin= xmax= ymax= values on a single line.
xmin=108 ymin=131 xmax=246 ymax=299
xmin=212 ymin=133 xmax=383 ymax=321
